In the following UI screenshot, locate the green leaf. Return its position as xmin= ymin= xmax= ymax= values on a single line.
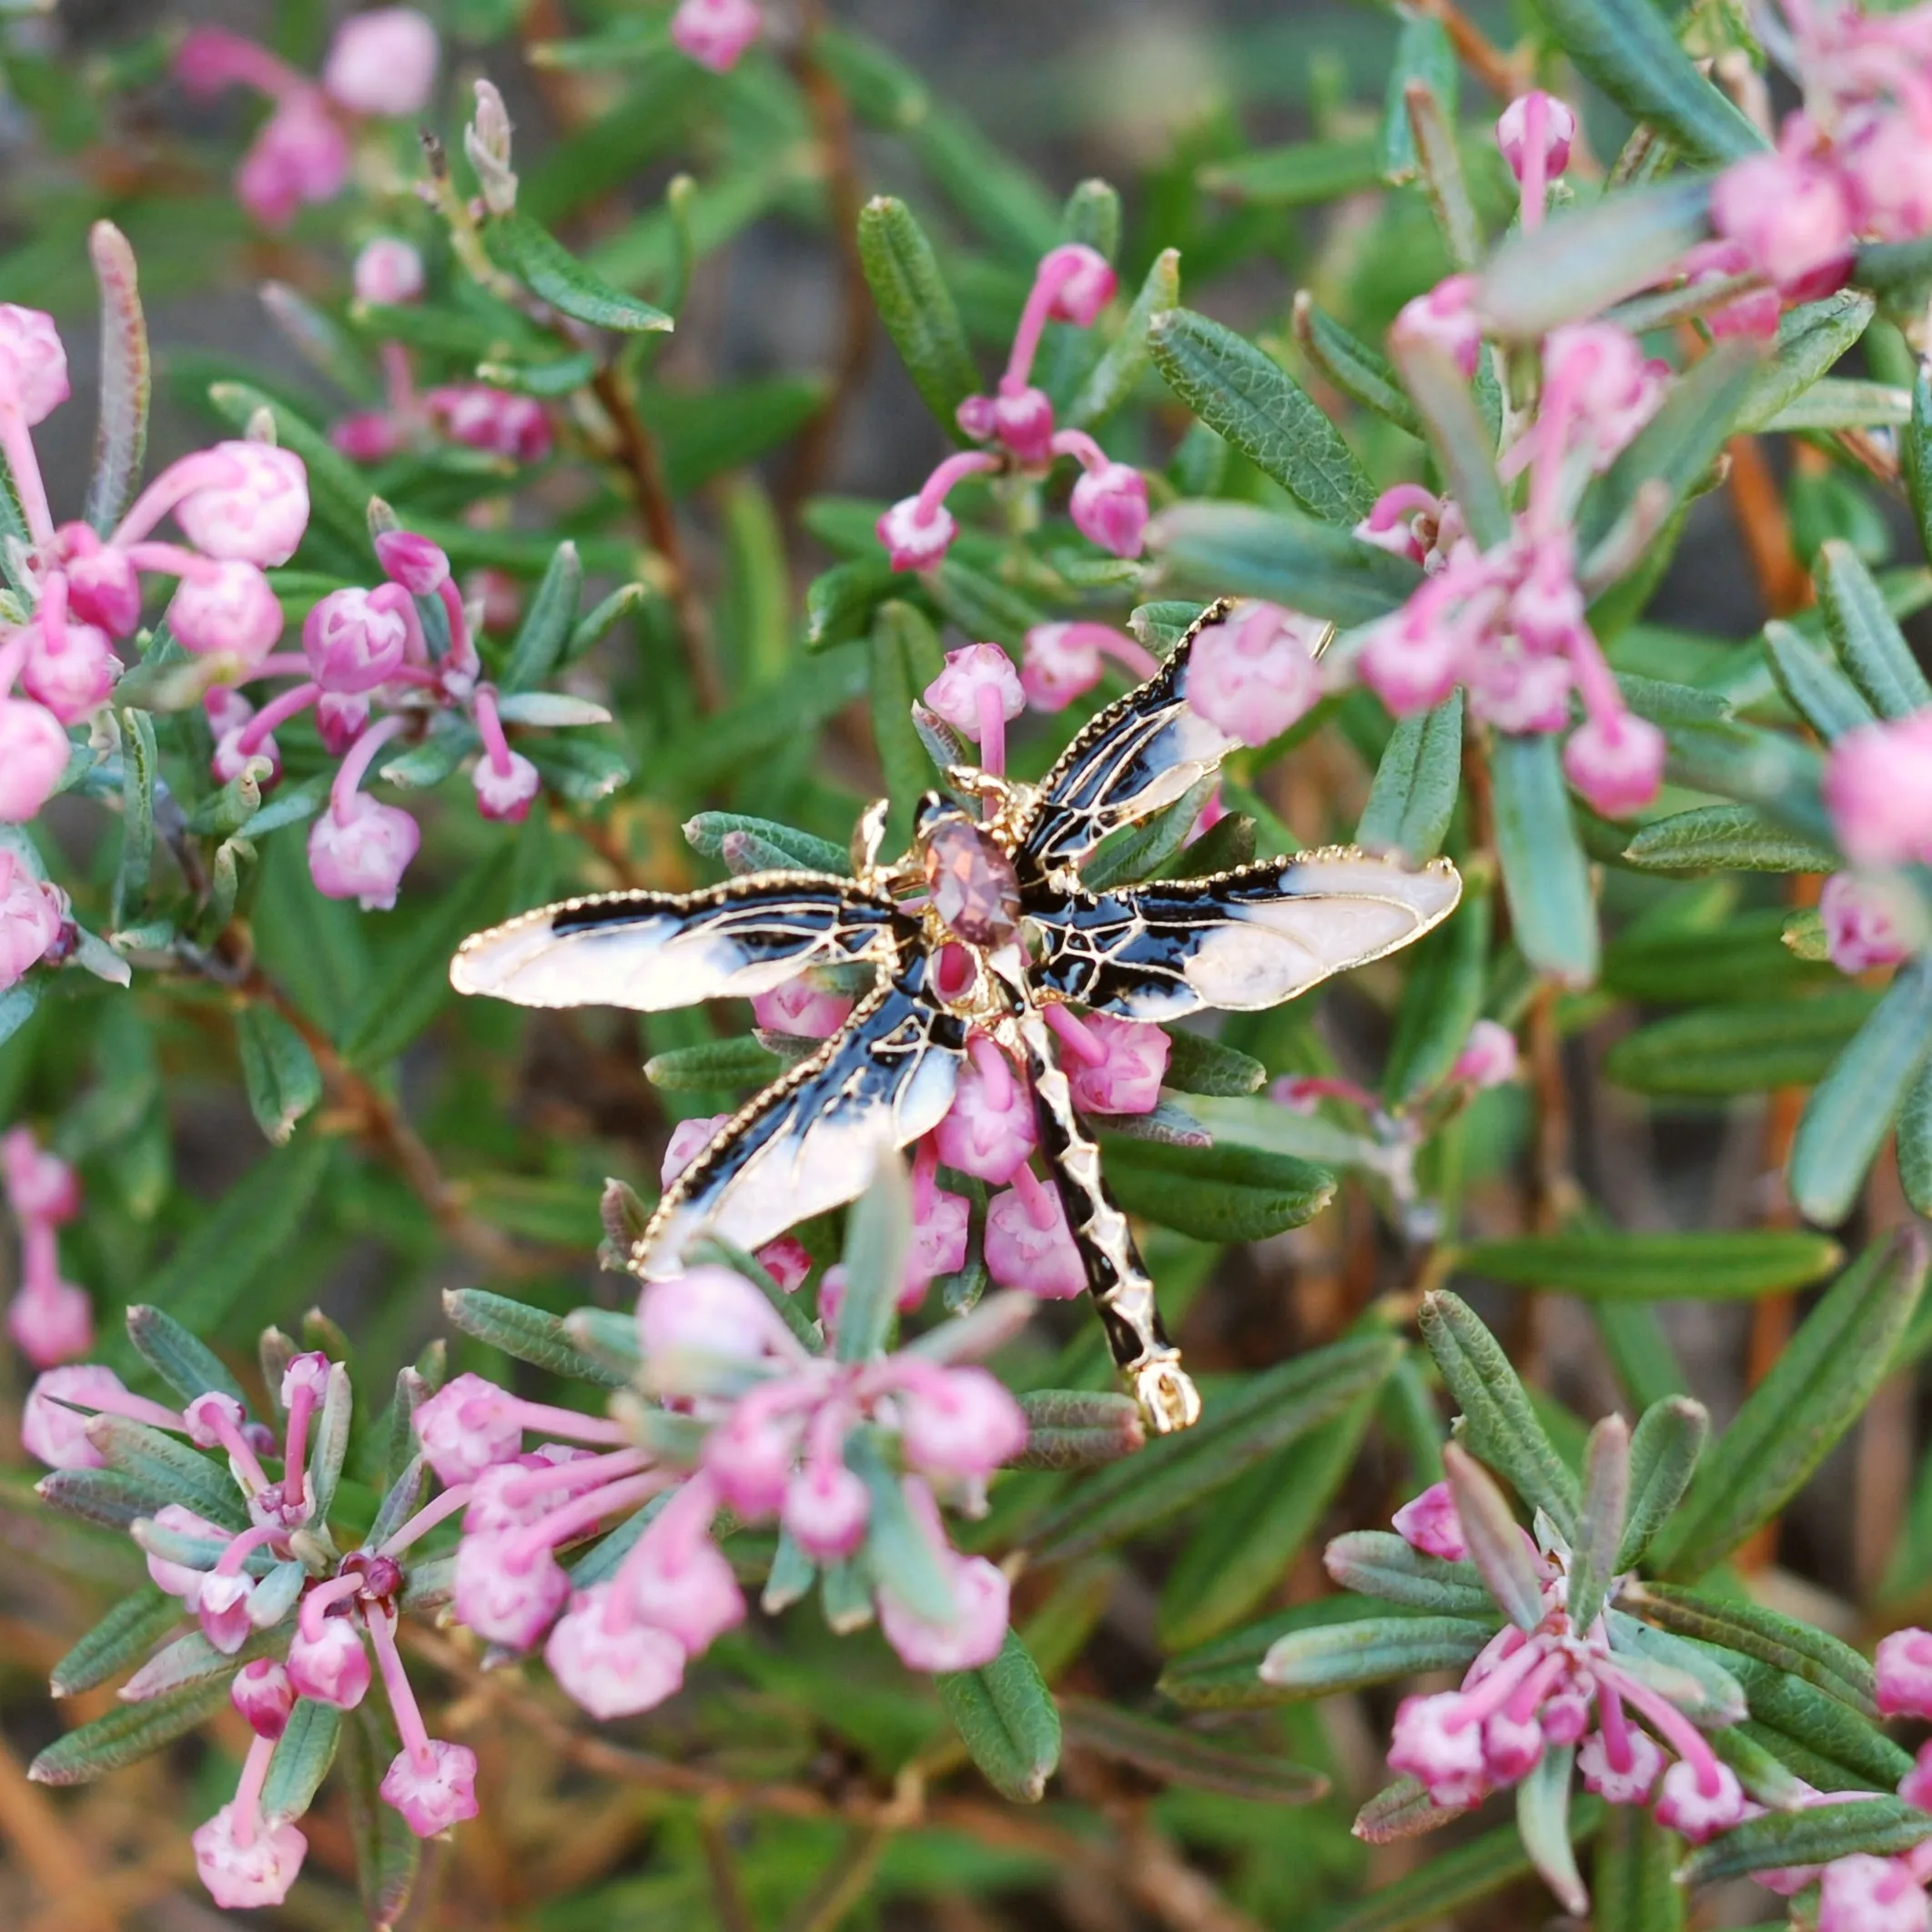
xmin=1199 ymin=133 xmax=1382 ymax=206
xmin=1618 ymin=1397 xmax=1710 ymax=1568
xmin=1324 ymin=1810 xmax=1602 ymax=1932
xmin=1010 ymin=1390 xmax=1145 ymax=1469
xmin=804 ymin=556 xmax=898 ymax=652
xmin=1791 ymin=958 xmax=1932 ymax=1224
xmin=501 ymin=541 xmax=582 ymax=693
xmin=1518 ymin=1745 xmax=1588 ymax=1917
xmin=837 ymin=1153 xmax=912 ymax=1364
xmin=1566 ymin=1416 xmax=1631 ymax=1635
xmin=1606 ymin=990 xmax=1878 ymax=1097
xmin=1738 ymin=291 xmax=1876 ymax=430
xmin=84 ymin=221 xmax=149 ymax=533
xmin=1682 ymin=1798 xmax=1932 ymax=1885
xmin=1765 ymin=618 xmax=1876 ymax=741
xmin=442 ymin=1288 xmax=630 ymax=1387
xmin=1322 ymin=1532 xmax=1495 ymax=1617
xmin=1291 ymin=292 xmax=1421 ymax=436
xmin=113 ymin=706 xmax=156 ymax=929
xmin=852 ymin=1427 xmax=955 ymax=1623
xmin=857 ymin=197 xmax=979 ymax=432
xmin=1593 ymin=1806 xmax=1685 ymax=1932
xmin=236 ymin=1005 xmax=322 ymax=1148
xmin=28 ymin=1677 xmax=233 ymax=1785
xmin=1391 ymin=337 xmax=1509 ymax=549
xmin=88 ymin=1416 xmax=247 ymax=1531
xmin=484 ymin=211 xmax=671 ymax=332
xmin=644 ymin=1036 xmax=785 ymax=1091
xmin=125 ymin=1303 xmax=249 ymax=1411
xmin=341 ymin=1701 xmax=420 ymax=1931
xmin=1379 ymin=14 xmax=1457 ymax=183
xmin=1357 ymin=692 xmax=1463 ymax=865
xmin=262 ymin=1699 xmax=340 ymax=1822
xmin=1661 ymin=717 xmax=1832 ymax=847
xmin=1901 ymin=1056 xmax=1932 ymax=1219
xmin=1150 ymin=502 xmax=1421 ymax=627
xmin=1257 ymin=1613 xmax=1497 ymax=1699
xmin=1492 ymin=731 xmax=1598 ymax=986
xmin=1530 ymin=0 xmax=1765 ymax=164
xmin=1069 ymin=247 xmax=1179 ymax=431
xmin=1730 ymin=1654 xmax=1913 ymax=1791
xmin=933 ymin=1630 xmax=1061 ymax=1804
xmin=1622 ymin=1581 xmax=1876 ymax=1715
xmin=49 ymin=1586 xmax=183 ymax=1698
xmin=1445 ymin=1441 xmax=1546 ymax=1630
xmin=1059 ymin=1697 xmax=1325 ymax=1802
xmin=1649 ymin=1232 xmax=1927 ymax=1577
xmin=1025 ymin=1333 xmax=1401 ymax=1563
xmin=1383 ymin=877 xmax=1488 ymax=1103
xmin=1420 ymin=1290 xmax=1582 ymax=1538
xmin=1158 ymin=1030 xmax=1265 ymax=1097
xmin=1765 ymin=377 xmax=1911 ymax=430
xmin=1097 ymin=1134 xmax=1335 ymax=1242
xmin=1816 ymin=538 xmax=1932 ymax=720
xmin=683 ymin=811 xmax=848 ymax=875
xmin=1148 ymin=309 xmax=1374 ymax=524
xmin=1457 ymin=1229 xmax=1844 ymax=1300
xmin=1623 ymin=804 xmax=1837 ymax=874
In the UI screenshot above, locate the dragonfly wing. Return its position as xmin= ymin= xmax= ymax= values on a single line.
xmin=1015 ymin=600 xmax=1240 ymax=877
xmin=1027 ymin=847 xmax=1462 ymax=1019
xmin=638 ymin=950 xmax=966 ymax=1271
xmin=450 ymin=875 xmax=897 ymax=1012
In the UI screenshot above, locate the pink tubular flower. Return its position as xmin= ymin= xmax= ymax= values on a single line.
xmin=752 ymin=974 xmax=855 ymax=1039
xmin=1056 ymin=1009 xmax=1168 ymax=1116
xmin=192 ymin=1798 xmax=307 ymax=1910
xmin=3 ymin=1127 xmax=77 ymax=1222
xmin=166 ymin=560 xmax=285 ymax=665
xmin=624 ymin=1516 xmax=746 ymax=1654
xmin=1391 ymin=1481 xmax=1469 ymax=1563
xmin=0 ymin=697 xmax=72 ymax=824
xmin=22 ymin=619 xmax=116 ymax=724
xmin=1051 ymin=429 xmax=1148 ymax=558
xmin=1820 ymin=872 xmax=1913 ymax=975
xmin=896 ymin=1364 xmax=1028 ymax=1478
xmin=353 ymin=238 xmax=425 ymax=307
xmin=380 ymin=1737 xmax=480 ymax=1838
xmin=412 ymin=1372 xmax=524 ymax=1486
xmin=639 ymin=1264 xmax=788 ymax=1369
xmin=984 ymin=1173 xmax=1086 ymax=1300
xmin=1577 ymin=1725 xmax=1664 ymax=1806
xmin=910 ymin=1182 xmax=970 ymax=1287
xmin=935 ymin=1038 xmax=1037 ymax=1184
xmin=8 ymin=1271 xmax=92 ymax=1368
xmin=303 ymin=584 xmax=411 ymax=693
xmin=1496 ymin=92 xmax=1576 ymax=182
xmin=23 ymin=1364 xmax=149 ymax=1470
xmin=0 ymin=852 xmax=66 ymax=991
xmin=545 ymin=1586 xmax=686 ymax=1718
xmin=662 ymin=1114 xmax=731 ymax=1188
xmin=1826 ymin=713 xmax=1932 ymax=869
xmin=374 ymin=529 xmax=450 ymax=596
xmin=877 ymin=450 xmax=999 ymax=572
xmin=232 ymin=1658 xmax=298 ymax=1740
xmin=471 ymin=685 xmax=541 ymax=824
xmin=876 ymin=1537 xmax=1010 ymax=1673
xmin=309 ymin=715 xmax=419 ymax=909
xmin=924 ymin=644 xmax=1026 ymax=776
xmin=453 ymin=1534 xmax=570 ymax=1650
xmin=62 ymin=531 xmax=143 ymax=639
xmin=1020 ymin=622 xmax=1158 ymax=712
xmin=0 ymin=304 xmax=70 ymax=424
xmin=164 ymin=444 xmax=309 ymax=567
xmin=1563 ymin=711 xmax=1665 ymax=818
xmin=957 ymin=386 xmax=1056 ymax=466
xmin=1819 ymin=1856 xmax=1931 ymax=1932
xmin=1712 ymin=140 xmax=1856 ymax=297
xmin=1877 ymin=1628 xmax=1932 ymax=1720
xmin=1389 ymin=1693 xmax=1489 ymax=1810
xmin=1451 ymin=1019 xmax=1520 ymax=1090
xmin=286 ymin=1614 xmax=371 ymax=1708
xmin=1357 ymin=605 xmax=1463 ymax=715
xmin=1392 ymin=274 xmax=1482 ymax=379
xmin=1185 ymin=602 xmax=1327 ymax=745
xmin=426 ymin=386 xmax=551 ymax=463
xmin=1651 ymin=1756 xmax=1748 ymax=1843
xmin=322 ymin=9 xmax=440 ymax=119
xmin=782 ymin=1458 xmax=872 ymax=1562
xmin=237 ymin=96 xmax=351 ymax=228
xmin=670 ymin=0 xmax=764 ymax=72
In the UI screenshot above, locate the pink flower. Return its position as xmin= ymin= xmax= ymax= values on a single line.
xmin=1451 ymin=1019 xmax=1520 ymax=1089
xmin=323 ymin=8 xmax=439 ymax=117
xmin=1826 ymin=715 xmax=1932 ymax=869
xmin=380 ymin=1738 xmax=480 ymax=1837
xmin=3 ymin=1128 xmax=77 ymax=1221
xmin=1651 ymin=1757 xmax=1747 ymax=1843
xmin=0 ymin=305 xmax=70 ymax=423
xmin=1902 ymin=1737 xmax=1932 ymax=1813
xmin=1495 ymin=92 xmax=1576 ymax=181
xmin=626 ymin=1530 xmax=745 ymax=1653
xmin=924 ymin=645 xmax=1025 ymax=743
xmin=1358 ymin=610 xmax=1462 ymax=716
xmin=910 ymin=1188 xmax=970 ymax=1285
xmin=1543 ymin=324 xmax=1665 ymax=471
xmin=1712 ymin=144 xmax=1856 ymax=296
xmin=62 ymin=533 xmax=142 ymax=638
xmin=1067 ymin=455 xmax=1148 ymax=559
xmin=670 ymin=0 xmax=764 ymax=72
xmin=1819 ymin=1856 xmax=1931 ymax=1932
xmin=197 ymin=1572 xmax=256 ymax=1654
xmin=303 ymin=584 xmax=411 ymax=693
xmin=752 ymin=974 xmax=855 ymax=1039
xmin=191 ymin=1805 xmax=307 ymax=1910
xmin=426 ymin=386 xmax=551 ymax=462
xmin=661 ymin=1114 xmax=730 ymax=1187
xmin=1820 ymin=872 xmax=1913 ymax=975
xmin=232 ymin=1659 xmax=297 ymax=1740
xmin=1680 ymin=239 xmax=1781 ymax=340
xmin=453 ymin=1534 xmax=570 ymax=1650
xmin=958 ymin=386 xmax=1057 ymax=465
xmin=876 ymin=1546 xmax=1010 ymax=1673
xmin=1388 ymin=1693 xmax=1488 ymax=1809
xmin=1392 ymin=274 xmax=1482 ymax=379
xmin=174 ymin=444 xmax=310 ymax=567
xmin=144 ymin=1502 xmax=225 ymax=1605
xmin=984 ymin=1181 xmax=1086 ymax=1300
xmin=638 ymin=1264 xmax=783 ymax=1367
xmin=1576 ymin=1725 xmax=1664 ymax=1805
xmin=1845 ymin=111 xmax=1932 ymax=245
xmin=413 ymin=1372 xmax=523 ymax=1485
xmin=876 ymin=495 xmax=957 ymax=572
xmin=935 ymin=1042 xmax=1037 ymax=1184
xmin=472 ymin=749 xmax=541 ymax=824
xmin=898 ymin=1365 xmax=1027 ymax=1479
xmin=1466 ymin=641 xmax=1573 ymax=735
xmin=1878 ymin=1628 xmax=1932 ymax=1720
xmin=759 ymin=1236 xmax=813 ymax=1294
xmin=8 ymin=1276 xmax=93 ymax=1367
xmin=286 ymin=1615 xmax=371 ymax=1708
xmin=309 ymin=794 xmax=420 ymax=910
xmin=0 ymin=696 xmax=73 ymax=822
xmin=545 ymin=1587 xmax=687 ymax=1717
xmin=22 ymin=619 xmax=116 ymax=724
xmin=1563 ymin=711 xmax=1665 ymax=818
xmin=316 ymin=693 xmax=370 ymax=756
xmin=333 ymin=411 xmax=404 ymax=463
xmin=1482 ymin=1709 xmax=1544 ymax=1783
xmin=704 ymin=1402 xmax=799 ymax=1515
xmin=1391 ymin=1481 xmax=1469 ymax=1562
xmin=167 ymin=561 xmax=285 ymax=664
xmin=0 ymin=852 xmax=65 ymax=991
xmin=375 ymin=529 xmax=450 ymax=595
xmin=782 ymin=1460 xmax=871 ymax=1562
xmin=22 ymin=1364 xmax=131 ymax=1469
xmin=353 ymin=238 xmax=425 ymax=307
xmin=1039 ymin=244 xmax=1117 ymax=327
xmin=1062 ymin=1012 xmax=1168 ymax=1116
xmin=1185 ymin=602 xmax=1326 ymax=746
xmin=1021 ymin=623 xmax=1107 ymax=712
xmin=238 ymin=96 xmax=351 ymax=227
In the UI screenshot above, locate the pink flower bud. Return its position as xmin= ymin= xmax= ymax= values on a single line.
xmin=1041 ymin=244 xmax=1117 ymax=326
xmin=900 ymin=1366 xmax=1027 ymax=1478
xmin=1020 ymin=623 xmax=1106 ymax=713
xmin=303 ymin=584 xmax=410 ymax=693
xmin=427 ymin=385 xmax=551 ymax=462
xmin=237 ymin=96 xmax=352 ymax=227
xmin=1495 ymin=92 xmax=1576 ymax=181
xmin=546 ymin=1586 xmax=687 ymax=1717
xmin=704 ymin=1404 xmax=799 ymax=1515
xmin=472 ymin=750 xmax=541 ymax=824
xmin=316 ymin=693 xmax=370 ymax=756
xmin=0 ymin=305 xmax=70 ymax=424
xmin=670 ymin=0 xmax=764 ymax=72
xmin=0 ymin=696 xmax=72 ymax=823
xmin=923 ymin=644 xmax=1025 ymax=742
xmin=661 ymin=1113 xmax=731 ymax=1188
xmin=332 ymin=410 xmax=406 ymax=463
xmin=0 ymin=853 xmax=66 ymax=991
xmin=758 ymin=1236 xmax=813 ymax=1294
xmin=1818 ymin=1856 xmax=1930 ymax=1932
xmin=177 ymin=443 xmax=310 ymax=566
xmin=1711 ymin=144 xmax=1856 ymax=297
xmin=1900 ymin=1737 xmax=1932 ymax=1813
xmin=627 ymin=1532 xmax=745 ymax=1654
xmin=1540 ymin=1688 xmax=1590 ymax=1746
xmin=752 ymin=974 xmax=855 ymax=1040
xmin=454 ymin=1532 xmax=571 ymax=1650
xmin=1186 ymin=603 xmax=1325 ymax=746
xmin=935 ymin=1048 xmax=1037 ymax=1184
xmin=1388 ymin=1692 xmax=1487 ymax=1810
xmin=61 ymin=533 xmax=142 ymax=638
xmin=309 ymin=794 xmax=420 ymax=910
xmin=974 ymin=386 xmax=1056 ymax=464
xmin=197 ymin=1572 xmax=255 ymax=1654
xmin=1392 ymin=1481 xmax=1469 ymax=1562
xmin=184 ymin=1391 xmax=247 ymax=1450
xmin=1482 ymin=1709 xmax=1544 ymax=1784
xmin=144 ymin=1502 xmax=224 ymax=1604
xmin=1652 ymin=1758 xmax=1748 ymax=1843
xmin=875 ymin=495 xmax=956 ymax=573
xmin=232 ymin=1658 xmax=297 ymax=1739
xmin=1826 ymin=714 xmax=1932 ymax=869
xmin=1877 ymin=1629 xmax=1932 ymax=1720
xmin=1679 ymin=238 xmax=1782 ymax=341
xmin=1392 ymin=274 xmax=1482 ymax=379
xmin=192 ymin=1806 xmax=307 ymax=1910
xmin=1576 ymin=1725 xmax=1664 ymax=1805
xmin=1543 ymin=324 xmax=1665 ymax=471
xmin=380 ymin=1738 xmax=480 ymax=1838
xmin=782 ymin=1459 xmax=871 ymax=1562
xmin=374 ymin=529 xmax=450 ymax=595
xmin=22 ymin=620 xmax=116 ymax=724
xmin=1563 ymin=710 xmax=1665 ymax=818
xmin=8 ymin=1277 xmax=93 ymax=1367
xmin=910 ymin=1188 xmax=970 ymax=1287
xmin=1467 ymin=644 xmax=1573 ymax=736
xmin=638 ymin=1265 xmax=779 ymax=1367
xmin=167 ymin=561 xmax=286 ymax=664
xmin=1451 ymin=1019 xmax=1520 ymax=1090
xmin=287 ymin=1614 xmax=371 ymax=1708
xmin=280 ymin=1350 xmax=331 ymax=1407
xmin=1064 ymin=1013 xmax=1168 ymax=1116
xmin=22 ymin=1364 xmax=133 ymax=1470
xmin=413 ymin=1371 xmax=523 ymax=1484
xmin=1359 ymin=612 xmax=1462 ymax=716
xmin=1068 ymin=460 xmax=1148 ymax=559
xmin=1819 ymin=872 xmax=1912 ymax=976
xmin=323 ymin=8 xmax=440 ymax=118
xmin=984 ymin=1184 xmax=1086 ymax=1300
xmin=3 ymin=1128 xmax=79 ymax=1222
xmin=212 ymin=718 xmax=281 ymax=788
xmin=353 ymin=237 xmax=427 ymax=307
xmin=877 ymin=1547 xmax=1009 ymax=1673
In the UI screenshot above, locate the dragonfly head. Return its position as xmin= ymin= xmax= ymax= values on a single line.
xmin=913 ymin=794 xmax=1023 ymax=948
xmin=1135 ymin=1355 xmax=1203 ymax=1435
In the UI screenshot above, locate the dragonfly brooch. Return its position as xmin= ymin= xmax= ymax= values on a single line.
xmin=450 ymin=602 xmax=1462 ymax=1433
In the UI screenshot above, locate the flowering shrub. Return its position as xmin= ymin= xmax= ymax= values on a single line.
xmin=10 ymin=1 xmax=1932 ymax=1927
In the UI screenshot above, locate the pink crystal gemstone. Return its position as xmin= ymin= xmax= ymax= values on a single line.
xmin=923 ymin=821 xmax=1022 ymax=948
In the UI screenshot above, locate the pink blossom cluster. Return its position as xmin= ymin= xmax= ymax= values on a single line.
xmin=3 ymin=1127 xmax=88 ymax=1367
xmin=877 ymin=245 xmax=1148 ymax=570
xmin=176 ymin=10 xmax=440 ymax=228
xmin=22 ymin=1351 xmax=476 ymax=1908
xmin=1370 ymin=1481 xmax=1749 ymax=1838
xmin=1353 ymin=308 xmax=1670 ymax=819
xmin=671 ymin=0 xmax=764 ymax=71
xmin=0 ymin=845 xmax=72 ymax=997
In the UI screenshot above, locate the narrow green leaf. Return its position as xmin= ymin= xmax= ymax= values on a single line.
xmin=644 ymin=1037 xmax=785 ymax=1091
xmin=1623 ymin=1581 xmax=1876 ymax=1715
xmin=852 ymin=1428 xmax=955 ymax=1624
xmin=29 ymin=1677 xmax=233 ymax=1785
xmin=1292 ymin=293 xmax=1421 ymax=435
xmin=114 ymin=707 xmax=157 ymax=929
xmin=1060 ymin=1697 xmax=1325 ymax=1802
xmin=837 ymin=1154 xmax=912 ymax=1364
xmin=126 ymin=1303 xmax=249 ymax=1410
xmin=1199 ymin=134 xmax=1382 ymax=206
xmin=1593 ymin=1805 xmax=1684 ymax=1932
xmin=1765 ymin=377 xmax=1912 ymax=430
xmin=1459 ymin=1229 xmax=1844 ymax=1300
xmin=1148 ymin=309 xmax=1374 ymax=524
xmin=49 ymin=1586 xmax=183 ymax=1699
xmin=1765 ymin=618 xmax=1876 ymax=741
xmin=1158 ymin=1030 xmax=1266 ymax=1097
xmin=1382 ymin=876 xmax=1488 ymax=1102
xmin=1258 ymin=1613 xmax=1497 ymax=1698
xmin=1069 ymin=247 xmax=1179 ymax=431
xmin=1322 ymin=1532 xmax=1495 ymax=1617
xmin=485 ymin=211 xmax=671 ymax=331
xmin=262 ymin=1699 xmax=341 ymax=1821
xmin=1010 ymin=1390 xmax=1145 ymax=1470
xmin=804 ymin=556 xmax=898 ymax=652
xmin=1901 ymin=1056 xmax=1932 ymax=1219
xmin=1567 ymin=1416 xmax=1630 ymax=1634
xmin=501 ymin=541 xmax=582 ymax=693
xmin=1729 ymin=1653 xmax=1913 ymax=1791
xmin=1623 ymin=804 xmax=1837 ymax=874
xmin=442 ymin=1288 xmax=629 ymax=1388
xmin=1618 ymin=1397 xmax=1709 ymax=1568
xmin=683 ymin=811 xmax=848 ymax=875
xmin=1816 ymin=538 xmax=1932 ymax=720
xmin=236 ymin=1005 xmax=322 ymax=1148
xmin=1606 ymin=990 xmax=1877 ymax=1097
xmin=1097 ymin=1134 xmax=1335 ymax=1243
xmin=871 ymin=601 xmax=943 ymax=853
xmin=1357 ymin=691 xmax=1463 ymax=865
xmin=1683 ymin=1797 xmax=1932 ymax=1884
xmin=84 ymin=220 xmax=149 ymax=533
xmin=1492 ymin=731 xmax=1598 ymax=986
xmin=1389 ymin=337 xmax=1508 ymax=548
xmin=88 ymin=1417 xmax=247 ymax=1531
xmin=1517 ymin=1745 xmax=1588 ymax=1917
xmin=934 ymin=1630 xmax=1061 ymax=1804
xmin=1738 ymin=292 xmax=1876 ymax=431
xmin=1324 ymin=1809 xmax=1603 ymax=1932
xmin=857 ymin=197 xmax=979 ymax=432
xmin=1445 ymin=1441 xmax=1546 ymax=1630
xmin=341 ymin=1701 xmax=420 ymax=1931
xmin=1149 ymin=502 xmax=1421 ymax=626
xmin=1379 ymin=15 xmax=1457 ymax=183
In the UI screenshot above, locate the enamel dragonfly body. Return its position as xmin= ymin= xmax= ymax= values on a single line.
xmin=451 ymin=602 xmax=1462 ymax=1432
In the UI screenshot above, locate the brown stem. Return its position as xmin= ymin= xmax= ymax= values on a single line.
xmin=1725 ymin=434 xmax=1811 ymax=617
xmin=1413 ymin=0 xmax=1527 ymax=97
xmin=700 ymin=1808 xmax=760 ymax=1932
xmin=784 ymin=1825 xmax=896 ymax=1932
